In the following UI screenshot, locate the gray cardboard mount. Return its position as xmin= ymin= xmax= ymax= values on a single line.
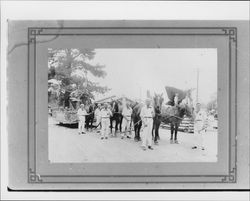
xmin=7 ymin=20 xmax=249 ymax=189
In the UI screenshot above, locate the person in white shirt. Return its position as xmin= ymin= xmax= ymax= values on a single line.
xmin=100 ymin=103 xmax=112 ymax=139
xmin=174 ymin=93 xmax=179 ymax=106
xmin=121 ymin=103 xmax=132 ymax=139
xmin=77 ymin=104 xmax=87 ymax=134
xmin=94 ymin=103 xmax=102 ymax=133
xmin=192 ymin=103 xmax=208 ymax=150
xmin=140 ymin=99 xmax=155 ymax=150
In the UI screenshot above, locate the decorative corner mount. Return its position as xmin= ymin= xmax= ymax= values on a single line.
xmin=28 ymin=168 xmax=43 ymax=183
xmin=221 ymin=167 xmax=236 ymax=183
xmin=222 ymin=28 xmax=237 ymax=42
xmin=28 ymin=28 xmax=43 ymax=43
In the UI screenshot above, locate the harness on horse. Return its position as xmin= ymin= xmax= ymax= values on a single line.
xmin=161 ymin=105 xmax=185 ymax=121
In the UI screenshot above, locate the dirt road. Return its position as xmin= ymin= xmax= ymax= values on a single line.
xmin=48 ymin=117 xmax=217 ymax=163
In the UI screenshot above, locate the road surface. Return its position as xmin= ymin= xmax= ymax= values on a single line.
xmin=48 ymin=117 xmax=217 ymax=163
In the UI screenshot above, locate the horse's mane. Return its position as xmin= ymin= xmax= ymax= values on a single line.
xmin=179 ymin=106 xmax=186 ymax=118
xmin=110 ymin=100 xmax=119 ymax=112
xmin=161 ymin=104 xmax=187 ymax=117
xmin=132 ymin=102 xmax=143 ymax=115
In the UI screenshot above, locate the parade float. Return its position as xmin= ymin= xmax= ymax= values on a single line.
xmin=48 ymin=48 xmax=109 ymax=125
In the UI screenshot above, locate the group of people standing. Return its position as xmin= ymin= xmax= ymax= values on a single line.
xmin=77 ymin=102 xmax=131 ymax=138
xmin=77 ymin=97 xmax=210 ymax=151
xmin=77 ymin=98 xmax=156 ymax=151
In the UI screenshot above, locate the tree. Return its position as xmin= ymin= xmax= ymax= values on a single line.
xmin=207 ymin=92 xmax=217 ymax=113
xmin=48 ymin=48 xmax=109 ymax=105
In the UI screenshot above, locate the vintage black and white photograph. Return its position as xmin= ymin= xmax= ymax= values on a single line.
xmin=3 ymin=1 xmax=249 ymax=198
xmin=48 ymin=48 xmax=218 ymax=163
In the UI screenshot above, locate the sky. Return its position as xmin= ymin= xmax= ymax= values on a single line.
xmin=88 ymin=48 xmax=217 ymax=104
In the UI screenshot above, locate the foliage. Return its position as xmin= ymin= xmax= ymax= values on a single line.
xmin=207 ymin=99 xmax=217 ymax=111
xmin=48 ymin=48 xmax=109 ymax=105
xmin=207 ymin=92 xmax=217 ymax=112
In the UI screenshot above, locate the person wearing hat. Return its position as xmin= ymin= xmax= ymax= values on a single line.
xmin=94 ymin=103 xmax=102 ymax=133
xmin=192 ymin=103 xmax=208 ymax=150
xmin=100 ymin=102 xmax=112 ymax=139
xmin=140 ymin=98 xmax=155 ymax=150
xmin=174 ymin=93 xmax=179 ymax=106
xmin=77 ymin=104 xmax=87 ymax=134
xmin=121 ymin=102 xmax=133 ymax=139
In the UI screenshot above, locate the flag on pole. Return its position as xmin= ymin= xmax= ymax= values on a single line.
xmin=165 ymin=86 xmax=186 ymax=105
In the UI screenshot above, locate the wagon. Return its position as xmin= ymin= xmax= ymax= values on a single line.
xmin=161 ymin=116 xmax=194 ymax=133
xmin=51 ymin=98 xmax=80 ymax=125
xmin=179 ymin=116 xmax=194 ymax=133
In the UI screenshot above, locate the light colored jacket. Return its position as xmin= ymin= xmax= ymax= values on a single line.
xmin=140 ymin=106 xmax=154 ymax=125
xmin=100 ymin=108 xmax=112 ymax=119
xmin=77 ymin=108 xmax=87 ymax=117
xmin=122 ymin=107 xmax=132 ymax=119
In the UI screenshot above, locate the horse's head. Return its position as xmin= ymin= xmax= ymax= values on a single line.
xmin=110 ymin=100 xmax=119 ymax=113
xmin=132 ymin=102 xmax=143 ymax=116
xmin=153 ymin=93 xmax=164 ymax=112
xmin=118 ymin=101 xmax=123 ymax=113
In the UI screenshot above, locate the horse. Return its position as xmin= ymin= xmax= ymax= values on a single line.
xmin=131 ymin=102 xmax=143 ymax=141
xmin=152 ymin=93 xmax=164 ymax=144
xmin=85 ymin=103 xmax=95 ymax=131
xmin=110 ymin=100 xmax=123 ymax=136
xmin=162 ymin=103 xmax=192 ymax=144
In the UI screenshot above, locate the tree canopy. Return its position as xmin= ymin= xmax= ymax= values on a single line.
xmin=206 ymin=92 xmax=217 ymax=112
xmin=48 ymin=48 xmax=109 ymax=106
